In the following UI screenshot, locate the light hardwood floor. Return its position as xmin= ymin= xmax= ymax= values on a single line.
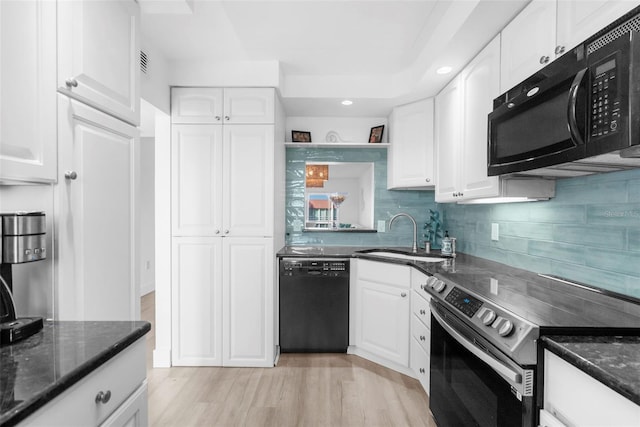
xmin=142 ymin=292 xmax=437 ymax=426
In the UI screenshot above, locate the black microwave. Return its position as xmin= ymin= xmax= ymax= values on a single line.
xmin=488 ymin=15 xmax=640 ymax=176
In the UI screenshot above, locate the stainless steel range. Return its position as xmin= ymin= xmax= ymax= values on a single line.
xmin=421 ymin=259 xmax=640 ymax=427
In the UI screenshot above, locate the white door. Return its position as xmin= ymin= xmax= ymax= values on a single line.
xmin=500 ymin=0 xmax=557 ymax=93
xmin=357 ymin=279 xmax=410 ymax=366
xmin=171 ymin=87 xmax=224 ymax=124
xmin=171 ymin=237 xmax=223 ymax=366
xmin=459 ymin=36 xmax=501 ymax=200
xmin=223 ymin=125 xmax=275 ymax=237
xmin=223 ymin=88 xmax=275 ymax=124
xmin=387 ymin=98 xmax=435 ymax=189
xmin=223 ymin=237 xmax=274 ymax=367
xmin=56 ymin=96 xmax=137 ymax=321
xmin=0 ymin=0 xmax=57 ymax=183
xmin=435 ymin=77 xmax=462 ymax=203
xmin=57 ymin=0 xmax=140 ymax=125
xmin=172 ymin=125 xmax=223 ymax=236
xmin=556 ymin=0 xmax=638 ymax=52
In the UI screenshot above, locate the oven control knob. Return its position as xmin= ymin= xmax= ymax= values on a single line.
xmin=426 ymin=276 xmax=438 ymax=288
xmin=498 ymin=320 xmax=514 ymax=337
xmin=433 ymin=280 xmax=447 ymax=293
xmin=480 ymin=309 xmax=497 ymax=326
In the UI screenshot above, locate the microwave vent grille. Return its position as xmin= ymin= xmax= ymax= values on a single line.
xmin=588 ymin=14 xmax=640 ymax=54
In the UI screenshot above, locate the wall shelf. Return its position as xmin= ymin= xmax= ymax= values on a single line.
xmin=285 ymin=142 xmax=389 ymax=148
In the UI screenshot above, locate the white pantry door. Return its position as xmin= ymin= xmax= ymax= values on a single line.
xmin=56 ymin=96 xmax=137 ymax=321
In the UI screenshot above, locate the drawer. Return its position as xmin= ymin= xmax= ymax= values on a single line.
xmin=411 ymin=269 xmax=430 ymax=292
xmin=23 ymin=338 xmax=146 ymax=426
xmin=356 ymin=259 xmax=410 ymax=288
xmin=410 ymin=335 xmax=430 ymax=395
xmin=411 ymin=290 xmax=430 ymax=329
xmin=411 ymin=314 xmax=430 ymax=354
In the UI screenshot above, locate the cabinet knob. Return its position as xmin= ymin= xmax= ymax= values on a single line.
xmin=419 ymin=368 xmax=425 ymax=374
xmin=420 ymin=335 xmax=426 ymax=341
xmin=425 ymin=178 xmax=431 ymax=183
xmin=215 ymin=116 xmax=221 ymax=121
xmin=215 ymin=230 xmax=220 ymax=235
xmin=64 ymin=171 xmax=78 ymax=180
xmin=420 ymin=309 xmax=426 ymax=315
xmin=539 ymin=55 xmax=550 ymax=64
xmin=95 ymin=390 xmax=112 ymax=404
xmin=401 ymin=292 xmax=407 ymax=298
xmin=224 ymin=116 xmax=230 ymax=121
xmin=224 ymin=230 xmax=230 ymax=234
xmin=65 ymin=78 xmax=78 ymax=88
xmin=555 ymin=45 xmax=565 ymax=55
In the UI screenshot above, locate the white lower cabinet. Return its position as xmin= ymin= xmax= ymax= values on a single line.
xmin=410 ymin=269 xmax=431 ymax=395
xmin=352 ymin=259 xmax=411 ymax=369
xmin=172 ymin=236 xmax=274 ymax=367
xmin=22 ymin=339 xmax=147 ymax=427
xmin=543 ymin=350 xmax=640 ymax=426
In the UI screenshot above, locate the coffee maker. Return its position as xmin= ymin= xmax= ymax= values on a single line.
xmin=0 ymin=211 xmax=46 ymax=345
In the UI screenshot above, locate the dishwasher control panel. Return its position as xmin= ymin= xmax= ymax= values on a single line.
xmin=280 ymin=258 xmax=350 ymax=277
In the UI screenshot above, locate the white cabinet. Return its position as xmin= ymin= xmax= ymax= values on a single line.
xmin=171 ymin=237 xmax=274 ymax=367
xmin=171 ymin=87 xmax=275 ymax=124
xmin=410 ymin=270 xmax=431 ymax=394
xmin=57 ymin=0 xmax=140 ymax=125
xmin=556 ymin=0 xmax=637 ymax=57
xmin=171 ymin=237 xmax=223 ymax=366
xmin=353 ymin=259 xmax=411 ymax=368
xmin=387 ymin=98 xmax=435 ymax=189
xmin=22 ymin=339 xmax=147 ymax=427
xmin=0 ymin=0 xmax=57 ymax=183
xmin=500 ymin=0 xmax=557 ymax=93
xmin=56 ymin=96 xmax=138 ymax=321
xmin=543 ymin=350 xmax=640 ymax=427
xmin=172 ymin=124 xmax=275 ymax=237
xmin=435 ymin=36 xmax=501 ymax=203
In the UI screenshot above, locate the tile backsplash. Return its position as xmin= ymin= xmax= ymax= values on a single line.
xmin=285 ymin=147 xmax=438 ymax=247
xmin=442 ymin=169 xmax=640 ymax=298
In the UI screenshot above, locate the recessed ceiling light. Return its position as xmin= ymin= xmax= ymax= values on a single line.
xmin=436 ymin=66 xmax=452 ymax=75
xmin=341 ymin=100 xmax=353 ymax=106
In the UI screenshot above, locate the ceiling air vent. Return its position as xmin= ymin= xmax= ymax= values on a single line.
xmin=140 ymin=50 xmax=149 ymax=75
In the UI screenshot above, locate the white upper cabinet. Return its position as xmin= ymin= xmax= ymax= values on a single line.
xmin=556 ymin=0 xmax=638 ymax=51
xmin=500 ymin=0 xmax=557 ymax=93
xmin=172 ymin=87 xmax=275 ymax=124
xmin=0 ymin=0 xmax=57 ymax=183
xmin=171 ymin=88 xmax=224 ymax=124
xmin=57 ymin=0 xmax=140 ymax=125
xmin=387 ymin=98 xmax=435 ymax=189
xmin=223 ymin=88 xmax=275 ymax=124
xmin=435 ymin=36 xmax=501 ymax=203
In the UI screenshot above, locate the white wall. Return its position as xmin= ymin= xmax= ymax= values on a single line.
xmin=0 ymin=184 xmax=55 ymax=319
xmin=141 ymin=36 xmax=171 ymax=114
xmin=139 ymin=137 xmax=156 ymax=296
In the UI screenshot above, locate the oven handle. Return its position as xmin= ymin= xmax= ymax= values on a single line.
xmin=431 ymin=308 xmax=522 ymax=384
xmin=567 ymin=67 xmax=587 ymax=146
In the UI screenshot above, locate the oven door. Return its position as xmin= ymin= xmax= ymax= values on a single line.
xmin=430 ymin=302 xmax=535 ymax=427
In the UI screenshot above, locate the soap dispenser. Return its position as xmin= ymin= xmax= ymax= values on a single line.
xmin=441 ymin=230 xmax=452 ymax=255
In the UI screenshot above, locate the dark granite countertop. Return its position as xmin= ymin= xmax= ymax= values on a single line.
xmin=541 ymin=335 xmax=640 ymax=406
xmin=0 ymin=320 xmax=151 ymax=426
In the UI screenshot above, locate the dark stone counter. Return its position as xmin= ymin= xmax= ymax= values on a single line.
xmin=0 ymin=321 xmax=151 ymax=426
xmin=541 ymin=335 xmax=640 ymax=406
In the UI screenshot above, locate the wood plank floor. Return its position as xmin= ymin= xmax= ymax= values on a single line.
xmin=142 ymin=292 xmax=437 ymax=426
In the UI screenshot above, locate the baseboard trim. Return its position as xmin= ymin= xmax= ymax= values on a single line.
xmin=153 ymin=347 xmax=171 ymax=368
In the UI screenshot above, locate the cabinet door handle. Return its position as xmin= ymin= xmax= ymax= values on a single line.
xmin=65 ymin=78 xmax=78 ymax=88
xmin=539 ymin=55 xmax=550 ymax=64
xmin=64 ymin=171 xmax=78 ymax=180
xmin=95 ymin=390 xmax=112 ymax=404
xmin=401 ymin=292 xmax=407 ymax=298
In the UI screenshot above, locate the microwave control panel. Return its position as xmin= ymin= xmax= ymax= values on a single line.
xmin=590 ymin=57 xmax=620 ymax=138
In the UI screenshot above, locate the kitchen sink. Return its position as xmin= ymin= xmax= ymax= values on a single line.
xmin=357 ymin=249 xmax=445 ymax=263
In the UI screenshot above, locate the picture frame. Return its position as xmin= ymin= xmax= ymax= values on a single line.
xmin=292 ymin=130 xmax=312 ymax=143
xmin=368 ymin=125 xmax=384 ymax=143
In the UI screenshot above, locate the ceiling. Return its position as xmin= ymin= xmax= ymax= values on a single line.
xmin=140 ymin=0 xmax=530 ymax=117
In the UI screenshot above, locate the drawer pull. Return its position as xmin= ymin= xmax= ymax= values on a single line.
xmin=95 ymin=390 xmax=112 ymax=404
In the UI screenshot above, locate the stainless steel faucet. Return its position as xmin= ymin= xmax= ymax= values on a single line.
xmin=389 ymin=213 xmax=418 ymax=253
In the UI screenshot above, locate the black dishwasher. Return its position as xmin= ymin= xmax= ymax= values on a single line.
xmin=279 ymin=258 xmax=349 ymax=353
